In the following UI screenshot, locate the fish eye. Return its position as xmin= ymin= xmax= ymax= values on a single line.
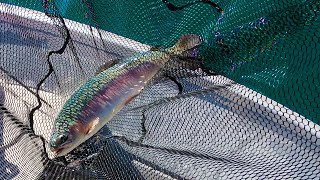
xmin=56 ymin=134 xmax=69 ymax=146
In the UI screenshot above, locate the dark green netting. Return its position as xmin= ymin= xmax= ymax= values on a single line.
xmin=0 ymin=0 xmax=319 ymax=179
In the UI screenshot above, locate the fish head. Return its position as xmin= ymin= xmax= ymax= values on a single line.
xmin=49 ymin=120 xmax=90 ymax=157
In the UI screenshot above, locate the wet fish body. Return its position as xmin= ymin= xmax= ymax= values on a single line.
xmin=50 ymin=34 xmax=201 ymax=157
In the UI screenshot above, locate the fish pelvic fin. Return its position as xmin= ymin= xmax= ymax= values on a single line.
xmin=168 ymin=34 xmax=202 ymax=55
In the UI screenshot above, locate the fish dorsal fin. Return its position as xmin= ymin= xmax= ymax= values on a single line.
xmin=150 ymin=45 xmax=164 ymax=51
xmin=95 ymin=59 xmax=121 ymax=75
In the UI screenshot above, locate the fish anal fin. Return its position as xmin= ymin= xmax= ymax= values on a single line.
xmin=125 ymin=94 xmax=139 ymax=106
xmin=86 ymin=117 xmax=100 ymax=134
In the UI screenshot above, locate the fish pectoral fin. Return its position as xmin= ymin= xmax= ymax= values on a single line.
xmin=95 ymin=59 xmax=121 ymax=75
xmin=86 ymin=117 xmax=100 ymax=134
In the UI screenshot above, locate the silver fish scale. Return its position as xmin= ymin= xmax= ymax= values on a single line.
xmin=53 ymin=50 xmax=171 ymax=134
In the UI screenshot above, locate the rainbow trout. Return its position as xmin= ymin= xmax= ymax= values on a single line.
xmin=49 ymin=34 xmax=201 ymax=157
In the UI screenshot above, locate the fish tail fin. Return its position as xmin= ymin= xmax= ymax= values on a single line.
xmin=168 ymin=34 xmax=202 ymax=55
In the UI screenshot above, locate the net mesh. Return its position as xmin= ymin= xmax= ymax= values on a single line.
xmin=0 ymin=0 xmax=319 ymax=179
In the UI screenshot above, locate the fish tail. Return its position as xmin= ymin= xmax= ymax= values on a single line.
xmin=168 ymin=34 xmax=202 ymax=55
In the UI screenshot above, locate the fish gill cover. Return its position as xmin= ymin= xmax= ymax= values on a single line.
xmin=0 ymin=0 xmax=319 ymax=179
